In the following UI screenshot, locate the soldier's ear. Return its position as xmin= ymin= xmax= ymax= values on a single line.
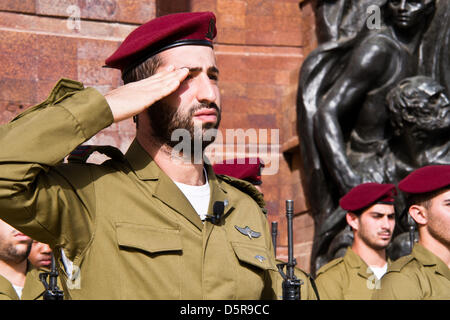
xmin=346 ymin=212 xmax=359 ymax=231
xmin=408 ymin=205 xmax=428 ymax=226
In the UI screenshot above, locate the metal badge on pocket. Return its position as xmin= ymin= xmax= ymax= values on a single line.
xmin=255 ymin=255 xmax=266 ymax=262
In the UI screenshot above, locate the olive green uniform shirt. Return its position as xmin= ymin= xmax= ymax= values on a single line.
xmin=315 ymin=247 xmax=389 ymax=299
xmin=0 ymin=266 xmax=44 ymax=300
xmin=0 ymin=79 xmax=312 ymax=300
xmin=373 ymin=244 xmax=450 ymax=300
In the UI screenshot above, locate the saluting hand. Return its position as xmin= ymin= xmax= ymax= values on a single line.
xmin=104 ymin=65 xmax=189 ymax=123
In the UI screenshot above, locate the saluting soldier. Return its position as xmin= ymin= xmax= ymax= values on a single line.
xmin=373 ymin=165 xmax=450 ymax=299
xmin=0 ymin=12 xmax=282 ymax=299
xmin=315 ymin=183 xmax=396 ymax=299
xmin=0 ymin=219 xmax=44 ymax=300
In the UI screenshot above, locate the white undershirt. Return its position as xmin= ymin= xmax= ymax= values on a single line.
xmin=12 ymin=284 xmax=23 ymax=299
xmin=369 ymin=264 xmax=388 ymax=280
xmin=173 ymin=169 xmax=211 ymax=221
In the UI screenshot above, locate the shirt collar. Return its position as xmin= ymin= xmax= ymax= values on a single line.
xmin=124 ymin=139 xmax=161 ymax=180
xmin=413 ymin=244 xmax=450 ymax=280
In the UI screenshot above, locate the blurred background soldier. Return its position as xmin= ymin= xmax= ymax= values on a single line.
xmin=374 ymin=165 xmax=450 ymax=299
xmin=29 ymin=241 xmax=52 ymax=270
xmin=212 ymin=157 xmax=264 ymax=192
xmin=0 ymin=219 xmax=43 ymax=300
xmin=315 ymin=183 xmax=396 ymax=299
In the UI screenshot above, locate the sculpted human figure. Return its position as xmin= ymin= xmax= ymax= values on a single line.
xmin=314 ymin=0 xmax=436 ymax=194
xmin=297 ymin=0 xmax=437 ymax=273
xmin=381 ymin=75 xmax=450 ymax=260
xmin=387 ymin=76 xmax=450 ymax=179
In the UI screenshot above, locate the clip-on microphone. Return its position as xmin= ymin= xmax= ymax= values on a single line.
xmin=206 ymin=201 xmax=226 ymax=225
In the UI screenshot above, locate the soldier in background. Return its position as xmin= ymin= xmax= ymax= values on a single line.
xmin=315 ymin=183 xmax=396 ymax=299
xmin=373 ymin=165 xmax=450 ymax=299
xmin=29 ymin=241 xmax=52 ymax=270
xmin=0 ymin=219 xmax=43 ymax=300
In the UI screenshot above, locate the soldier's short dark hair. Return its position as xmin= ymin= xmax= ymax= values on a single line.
xmin=122 ymin=54 xmax=163 ymax=84
xmin=405 ymin=186 xmax=450 ymax=210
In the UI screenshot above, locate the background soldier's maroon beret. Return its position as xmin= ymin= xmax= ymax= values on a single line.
xmin=398 ymin=165 xmax=450 ymax=194
xmin=340 ymin=183 xmax=397 ymax=212
xmin=105 ymin=11 xmax=217 ymax=73
xmin=213 ymin=158 xmax=264 ymax=185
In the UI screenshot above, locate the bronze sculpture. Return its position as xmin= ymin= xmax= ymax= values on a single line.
xmin=296 ymin=0 xmax=444 ymax=274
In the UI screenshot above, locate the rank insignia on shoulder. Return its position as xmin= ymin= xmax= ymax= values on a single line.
xmin=235 ymin=225 xmax=261 ymax=239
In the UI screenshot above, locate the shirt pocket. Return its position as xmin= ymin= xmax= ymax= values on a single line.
xmin=231 ymin=241 xmax=277 ymax=271
xmin=116 ymin=222 xmax=182 ymax=254
xmin=115 ymin=222 xmax=183 ymax=299
xmin=230 ymin=241 xmax=277 ymax=299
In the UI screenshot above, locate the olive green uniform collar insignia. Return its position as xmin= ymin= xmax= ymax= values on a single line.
xmin=235 ymin=225 xmax=261 ymax=239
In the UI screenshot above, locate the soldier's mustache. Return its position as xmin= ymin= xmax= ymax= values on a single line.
xmin=189 ymin=102 xmax=220 ymax=115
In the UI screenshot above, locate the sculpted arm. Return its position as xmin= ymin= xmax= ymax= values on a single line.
xmin=313 ymin=40 xmax=390 ymax=194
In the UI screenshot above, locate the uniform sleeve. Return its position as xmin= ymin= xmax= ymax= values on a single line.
xmin=0 ymin=83 xmax=114 ymax=260
xmin=372 ymin=271 xmax=423 ymax=300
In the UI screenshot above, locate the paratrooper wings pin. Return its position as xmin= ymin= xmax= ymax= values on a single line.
xmin=235 ymin=225 xmax=261 ymax=239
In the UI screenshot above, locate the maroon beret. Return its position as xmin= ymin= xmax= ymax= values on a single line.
xmin=340 ymin=183 xmax=397 ymax=212
xmin=213 ymin=158 xmax=264 ymax=185
xmin=105 ymin=11 xmax=217 ymax=73
xmin=398 ymin=165 xmax=450 ymax=194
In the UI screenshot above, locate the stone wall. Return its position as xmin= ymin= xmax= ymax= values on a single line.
xmin=0 ymin=0 xmax=318 ymax=272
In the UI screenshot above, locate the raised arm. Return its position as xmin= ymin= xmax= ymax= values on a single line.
xmin=0 ymin=67 xmax=189 ymax=259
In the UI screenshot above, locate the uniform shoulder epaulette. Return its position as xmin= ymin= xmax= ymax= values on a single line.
xmin=216 ymin=174 xmax=266 ymax=211
xmin=67 ymin=145 xmax=125 ymax=164
xmin=316 ymin=257 xmax=344 ymax=276
xmin=11 ymin=78 xmax=84 ymax=122
xmin=388 ymin=254 xmax=416 ymax=273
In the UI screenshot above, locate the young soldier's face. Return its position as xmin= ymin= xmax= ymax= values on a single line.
xmin=426 ymin=189 xmax=450 ymax=247
xmin=29 ymin=241 xmax=52 ymax=269
xmin=350 ymin=204 xmax=396 ymax=250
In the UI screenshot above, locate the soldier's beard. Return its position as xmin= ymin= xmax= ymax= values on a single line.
xmin=0 ymin=240 xmax=32 ymax=264
xmin=148 ymin=100 xmax=221 ymax=152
